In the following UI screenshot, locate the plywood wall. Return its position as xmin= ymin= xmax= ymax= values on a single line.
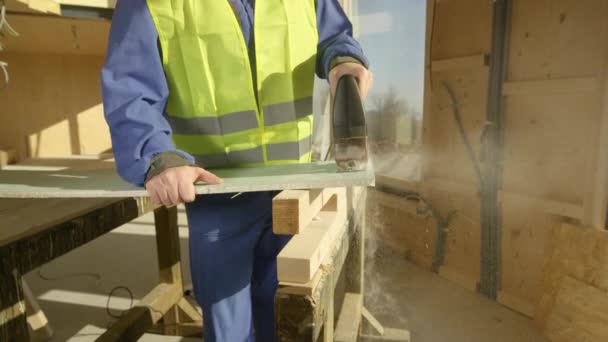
xmin=0 ymin=14 xmax=111 ymax=160
xmin=376 ymin=0 xmax=608 ymax=323
xmin=499 ymin=0 xmax=608 ymax=316
xmin=420 ymin=0 xmax=493 ymax=289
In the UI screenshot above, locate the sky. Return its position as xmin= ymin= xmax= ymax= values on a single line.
xmin=353 ymin=0 xmax=426 ymax=115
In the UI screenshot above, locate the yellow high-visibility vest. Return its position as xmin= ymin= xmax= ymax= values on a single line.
xmin=146 ymin=0 xmax=318 ymax=168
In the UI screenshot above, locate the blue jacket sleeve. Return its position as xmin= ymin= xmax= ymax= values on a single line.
xmin=316 ymin=0 xmax=369 ymax=79
xmin=101 ymin=0 xmax=194 ymax=186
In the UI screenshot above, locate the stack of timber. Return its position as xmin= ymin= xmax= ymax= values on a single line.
xmin=275 ymin=187 xmax=347 ymax=285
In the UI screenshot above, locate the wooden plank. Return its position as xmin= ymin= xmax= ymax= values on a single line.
xmin=497 ymin=291 xmax=535 ymax=318
xmin=23 ymin=280 xmax=53 ymax=341
xmin=277 ymin=188 xmax=347 ymax=283
xmin=502 ymin=77 xmax=600 ymax=96
xmin=278 ymin=188 xmax=362 ymax=295
xmin=334 ymin=293 xmax=362 ymax=342
xmin=0 ymin=158 xmax=374 ymax=198
xmin=273 ymin=188 xmax=337 ymax=235
xmin=98 ymin=283 xmax=182 ymax=342
xmin=154 ymin=206 xmax=182 ymax=285
xmin=278 ymin=267 xmax=324 ymax=296
xmin=275 ymin=199 xmax=355 ymax=341
xmin=544 ymin=276 xmax=608 ymax=342
xmin=362 ymin=307 xmax=384 ymax=336
xmin=431 ymin=54 xmax=488 ymax=72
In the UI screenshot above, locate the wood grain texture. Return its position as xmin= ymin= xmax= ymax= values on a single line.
xmin=0 ymin=158 xmax=374 ymax=198
xmin=334 ymin=293 xmax=362 ymax=342
xmin=0 ymin=53 xmax=110 ymax=160
xmin=544 ymin=276 xmax=608 ymax=342
xmin=273 ymin=189 xmax=325 ymax=235
xmin=277 ymin=188 xmax=347 ymax=283
xmin=536 ymin=223 xmax=608 ymax=330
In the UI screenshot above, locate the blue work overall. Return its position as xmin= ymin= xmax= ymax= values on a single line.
xmin=185 ymin=191 xmax=290 ymax=341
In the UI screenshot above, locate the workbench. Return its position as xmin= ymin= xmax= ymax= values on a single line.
xmin=0 ymin=156 xmax=395 ymax=341
xmin=0 ymin=196 xmax=207 ymax=341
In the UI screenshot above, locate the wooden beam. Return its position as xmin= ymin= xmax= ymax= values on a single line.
xmin=97 ymin=283 xmax=182 ymax=342
xmin=431 ymin=54 xmax=488 ymax=72
xmin=362 ymin=307 xmax=385 ymax=336
xmin=273 ymin=188 xmax=338 ymax=235
xmin=23 ymin=280 xmax=53 ymax=341
xmin=154 ymin=206 xmax=182 ymax=285
xmin=334 ymin=293 xmax=363 ymax=342
xmin=277 ymin=188 xmax=346 ymax=283
xmin=275 ymin=192 xmax=358 ymax=341
xmin=502 ymin=77 xmax=600 ymax=96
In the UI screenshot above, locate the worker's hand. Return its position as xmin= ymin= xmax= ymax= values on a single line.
xmin=329 ymin=62 xmax=373 ymax=99
xmin=145 ymin=166 xmax=223 ymax=206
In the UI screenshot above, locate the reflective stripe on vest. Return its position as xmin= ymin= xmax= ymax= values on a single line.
xmin=147 ymin=0 xmax=318 ymax=168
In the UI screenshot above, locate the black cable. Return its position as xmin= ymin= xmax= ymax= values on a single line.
xmin=106 ymin=286 xmax=135 ymax=319
xmin=442 ymin=82 xmax=484 ymax=185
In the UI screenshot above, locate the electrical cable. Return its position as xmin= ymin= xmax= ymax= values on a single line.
xmin=36 ymin=265 xmax=202 ymax=337
xmin=442 ymin=81 xmax=484 ymax=185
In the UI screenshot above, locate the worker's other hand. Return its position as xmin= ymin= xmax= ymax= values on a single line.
xmin=329 ymin=62 xmax=373 ymax=99
xmin=145 ymin=166 xmax=223 ymax=206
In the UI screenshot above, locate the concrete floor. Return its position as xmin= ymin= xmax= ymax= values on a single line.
xmin=23 ymin=207 xmax=547 ymax=342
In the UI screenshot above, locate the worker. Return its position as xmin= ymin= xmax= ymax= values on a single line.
xmin=101 ymin=0 xmax=372 ymax=341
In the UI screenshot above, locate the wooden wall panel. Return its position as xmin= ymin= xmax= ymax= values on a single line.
xmin=508 ymin=0 xmax=605 ymax=81
xmin=498 ymin=0 xmax=608 ymax=316
xmin=420 ymin=0 xmax=493 ymax=286
xmin=502 ymin=92 xmax=598 ymax=204
xmin=0 ymin=14 xmax=111 ymax=159
xmin=0 ymin=52 xmax=111 ymax=159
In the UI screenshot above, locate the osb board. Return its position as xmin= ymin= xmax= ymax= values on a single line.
xmin=499 ymin=198 xmax=559 ymax=316
xmin=421 ymin=184 xmax=481 ymax=283
xmin=536 ymin=223 xmax=608 ymax=330
xmin=508 ymin=0 xmax=607 ymax=81
xmin=367 ymin=189 xmax=435 ymax=268
xmin=0 ymin=53 xmax=111 ymax=160
xmin=544 ymin=276 xmax=608 ymax=342
xmin=0 ymin=157 xmax=375 ymax=198
xmin=1 ymin=14 xmax=110 ymax=56
xmin=429 ymin=0 xmax=493 ymax=60
xmin=502 ymin=92 xmax=598 ymax=204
